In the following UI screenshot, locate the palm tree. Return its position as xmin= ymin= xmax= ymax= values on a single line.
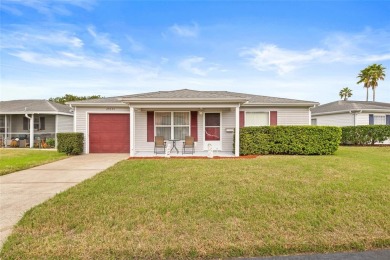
xmin=357 ymin=67 xmax=371 ymax=101
xmin=368 ymin=64 xmax=386 ymax=102
xmin=357 ymin=64 xmax=386 ymax=101
xmin=339 ymin=87 xmax=352 ymax=101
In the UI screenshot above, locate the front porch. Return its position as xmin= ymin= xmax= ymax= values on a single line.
xmin=133 ymin=150 xmax=235 ymax=158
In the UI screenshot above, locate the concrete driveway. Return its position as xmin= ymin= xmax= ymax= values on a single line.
xmin=0 ymin=153 xmax=128 ymax=247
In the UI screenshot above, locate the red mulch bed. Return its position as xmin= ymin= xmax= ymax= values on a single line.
xmin=127 ymin=155 xmax=259 ymax=160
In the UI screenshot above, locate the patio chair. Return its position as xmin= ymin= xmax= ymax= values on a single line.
xmin=19 ymin=139 xmax=26 ymax=148
xmin=182 ymin=136 xmax=195 ymax=155
xmin=154 ymin=136 xmax=166 ymax=155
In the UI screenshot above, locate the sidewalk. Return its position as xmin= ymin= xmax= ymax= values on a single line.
xmin=0 ymin=154 xmax=128 ymax=247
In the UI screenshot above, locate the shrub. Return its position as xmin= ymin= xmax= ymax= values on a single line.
xmin=46 ymin=138 xmax=55 ymax=148
xmin=240 ymin=126 xmax=341 ymax=155
xmin=57 ymin=133 xmax=84 ymax=155
xmin=341 ymin=125 xmax=390 ymax=145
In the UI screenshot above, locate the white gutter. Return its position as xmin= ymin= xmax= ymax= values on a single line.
xmin=24 ymin=111 xmax=34 ymax=148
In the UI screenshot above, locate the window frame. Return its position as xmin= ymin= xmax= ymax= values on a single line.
xmin=373 ymin=114 xmax=386 ymax=125
xmin=23 ymin=116 xmax=45 ymax=131
xmin=154 ymin=111 xmax=190 ymax=140
xmin=244 ymin=111 xmax=270 ymax=127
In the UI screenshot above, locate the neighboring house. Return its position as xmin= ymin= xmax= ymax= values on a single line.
xmin=68 ymin=89 xmax=318 ymax=156
xmin=0 ymin=100 xmax=74 ymax=148
xmin=311 ymin=100 xmax=390 ymax=126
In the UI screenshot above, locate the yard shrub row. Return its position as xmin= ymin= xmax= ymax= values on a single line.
xmin=57 ymin=133 xmax=84 ymax=155
xmin=240 ymin=126 xmax=341 ymax=155
xmin=341 ymin=125 xmax=390 ymax=145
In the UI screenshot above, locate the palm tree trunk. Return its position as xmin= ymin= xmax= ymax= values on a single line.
xmin=373 ymin=87 xmax=376 ymax=102
xmin=366 ymin=87 xmax=369 ymax=101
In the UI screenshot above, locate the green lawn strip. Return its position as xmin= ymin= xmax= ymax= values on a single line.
xmin=1 ymin=147 xmax=389 ymax=258
xmin=0 ymin=149 xmax=67 ymax=176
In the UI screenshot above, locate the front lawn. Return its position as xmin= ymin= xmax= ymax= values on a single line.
xmin=1 ymin=147 xmax=389 ymax=258
xmin=0 ymin=148 xmax=67 ymax=176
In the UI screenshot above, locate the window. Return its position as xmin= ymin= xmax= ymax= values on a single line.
xmin=0 ymin=117 xmax=4 ymax=133
xmin=245 ymin=112 xmax=269 ymax=126
xmin=23 ymin=116 xmax=45 ymax=130
xmin=374 ymin=115 xmax=386 ymax=125
xmin=155 ymin=112 xmax=189 ymax=140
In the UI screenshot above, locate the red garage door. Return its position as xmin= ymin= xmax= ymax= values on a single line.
xmin=89 ymin=114 xmax=130 ymax=153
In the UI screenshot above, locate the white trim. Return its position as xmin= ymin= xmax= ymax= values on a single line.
xmin=203 ymin=111 xmax=222 ymax=151
xmin=0 ymin=112 xmax=73 ymax=116
xmin=133 ymin=104 xmax=240 ymax=109
xmin=130 ymin=107 xmax=135 ymax=156
xmin=235 ymin=106 xmax=240 ymax=157
xmin=154 ymin=111 xmax=191 ymax=140
xmin=55 ymin=115 xmax=58 ymax=149
xmin=73 ymin=107 xmax=77 ymax=132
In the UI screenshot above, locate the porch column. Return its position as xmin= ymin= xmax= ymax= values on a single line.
xmin=129 ymin=106 xmax=135 ymax=157
xmin=55 ymin=115 xmax=58 ymax=149
xmin=235 ymin=106 xmax=240 ymax=157
xmin=30 ymin=114 xmax=34 ymax=148
xmin=4 ymin=115 xmax=7 ymax=146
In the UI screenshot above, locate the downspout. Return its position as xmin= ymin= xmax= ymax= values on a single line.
xmin=25 ymin=112 xmax=34 ymax=148
xmin=350 ymin=110 xmax=362 ymax=126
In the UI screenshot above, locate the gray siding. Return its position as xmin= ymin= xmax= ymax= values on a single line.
xmin=241 ymin=107 xmax=311 ymax=125
xmin=57 ymin=115 xmax=73 ymax=132
xmin=313 ymin=113 xmax=354 ymax=126
xmin=9 ymin=114 xmax=56 ymax=133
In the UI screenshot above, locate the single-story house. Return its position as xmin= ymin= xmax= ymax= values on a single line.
xmin=68 ymin=89 xmax=318 ymax=156
xmin=311 ymin=100 xmax=390 ymax=126
xmin=0 ymin=100 xmax=74 ymax=148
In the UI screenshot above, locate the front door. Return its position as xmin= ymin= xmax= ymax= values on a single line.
xmin=204 ymin=112 xmax=221 ymax=150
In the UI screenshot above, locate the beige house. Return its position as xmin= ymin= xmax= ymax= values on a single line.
xmin=68 ymin=89 xmax=318 ymax=156
xmin=0 ymin=100 xmax=73 ymax=148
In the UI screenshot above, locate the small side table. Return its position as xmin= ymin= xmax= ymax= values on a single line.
xmin=169 ymin=139 xmax=180 ymax=154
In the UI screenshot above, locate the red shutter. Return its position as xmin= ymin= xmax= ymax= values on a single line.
xmin=147 ymin=111 xmax=154 ymax=142
xmin=191 ymin=111 xmax=198 ymax=141
xmin=270 ymin=111 xmax=278 ymax=126
xmin=239 ymin=111 xmax=245 ymax=128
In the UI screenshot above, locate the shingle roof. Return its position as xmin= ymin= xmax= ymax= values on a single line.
xmin=0 ymin=100 xmax=73 ymax=115
xmin=311 ymin=100 xmax=390 ymax=115
xmin=69 ymin=89 xmax=317 ymax=106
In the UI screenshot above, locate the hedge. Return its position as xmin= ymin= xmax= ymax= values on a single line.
xmin=240 ymin=126 xmax=341 ymax=155
xmin=57 ymin=133 xmax=84 ymax=155
xmin=341 ymin=125 xmax=390 ymax=145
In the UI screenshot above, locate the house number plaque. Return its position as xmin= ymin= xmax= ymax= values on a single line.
xmin=106 ymin=107 xmax=116 ymax=111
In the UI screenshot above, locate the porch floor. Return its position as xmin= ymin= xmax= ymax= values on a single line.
xmin=133 ymin=151 xmax=235 ymax=157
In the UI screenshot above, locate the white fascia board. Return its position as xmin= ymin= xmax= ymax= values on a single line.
xmin=134 ymin=103 xmax=240 ymax=109
xmin=242 ymin=103 xmax=319 ymax=107
xmin=119 ymin=98 xmax=248 ymax=103
xmin=312 ymin=109 xmax=390 ymax=116
xmin=67 ymin=103 xmax=128 ymax=107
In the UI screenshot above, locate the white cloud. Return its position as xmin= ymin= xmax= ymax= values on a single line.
xmin=178 ymin=56 xmax=222 ymax=76
xmin=0 ymin=29 xmax=83 ymax=49
xmin=242 ymin=29 xmax=390 ymax=75
xmin=126 ymin=36 xmax=144 ymax=52
xmin=241 ymin=44 xmax=327 ymax=75
xmin=87 ymin=26 xmax=121 ymax=53
xmin=0 ymin=0 xmax=95 ymax=16
xmin=169 ymin=23 xmax=199 ymax=38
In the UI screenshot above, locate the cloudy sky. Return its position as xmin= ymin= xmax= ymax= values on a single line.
xmin=1 ymin=0 xmax=389 ymax=103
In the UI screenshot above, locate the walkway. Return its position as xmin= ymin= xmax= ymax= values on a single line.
xmin=0 ymin=154 xmax=128 ymax=247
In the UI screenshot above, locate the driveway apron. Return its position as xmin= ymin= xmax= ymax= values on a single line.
xmin=0 ymin=153 xmax=128 ymax=247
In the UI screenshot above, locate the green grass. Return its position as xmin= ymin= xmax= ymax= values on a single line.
xmin=0 ymin=148 xmax=67 ymax=176
xmin=1 ymin=147 xmax=389 ymax=259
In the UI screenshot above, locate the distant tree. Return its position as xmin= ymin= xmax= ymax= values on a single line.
xmin=49 ymin=94 xmax=103 ymax=104
xmin=357 ymin=67 xmax=371 ymax=101
xmin=368 ymin=64 xmax=386 ymax=102
xmin=339 ymin=87 xmax=352 ymax=101
xmin=357 ymin=64 xmax=386 ymax=102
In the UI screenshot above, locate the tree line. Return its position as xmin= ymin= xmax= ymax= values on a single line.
xmin=49 ymin=94 xmax=103 ymax=104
